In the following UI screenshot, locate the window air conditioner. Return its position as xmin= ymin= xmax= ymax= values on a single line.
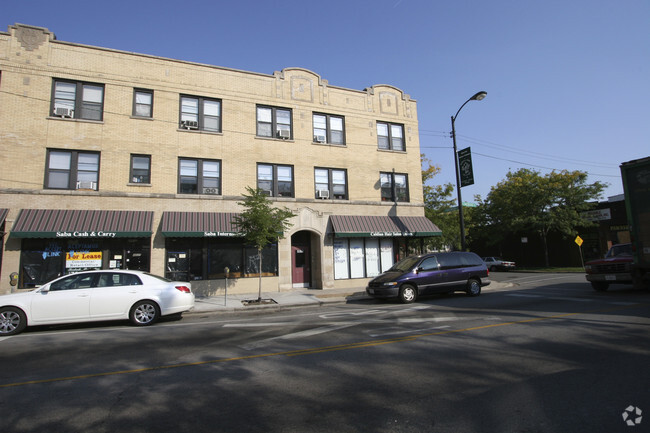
xmin=202 ymin=187 xmax=219 ymax=195
xmin=76 ymin=181 xmax=97 ymax=190
xmin=55 ymin=107 xmax=74 ymax=118
xmin=261 ymin=190 xmax=272 ymax=196
xmin=277 ymin=130 xmax=290 ymax=139
xmin=314 ymin=135 xmax=326 ymax=143
xmin=181 ymin=120 xmax=199 ymax=130
xmin=317 ymin=189 xmax=330 ymax=199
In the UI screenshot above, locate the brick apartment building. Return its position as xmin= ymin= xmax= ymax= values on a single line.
xmin=0 ymin=23 xmax=440 ymax=296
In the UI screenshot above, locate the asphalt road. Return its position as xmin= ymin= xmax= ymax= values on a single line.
xmin=1 ymin=272 xmax=648 ymax=433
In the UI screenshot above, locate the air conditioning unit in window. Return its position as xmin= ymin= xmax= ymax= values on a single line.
xmin=181 ymin=120 xmax=199 ymax=130
xmin=76 ymin=181 xmax=97 ymax=190
xmin=260 ymin=190 xmax=272 ymax=196
xmin=202 ymin=187 xmax=219 ymax=195
xmin=314 ymin=135 xmax=326 ymax=143
xmin=277 ymin=130 xmax=290 ymax=139
xmin=55 ymin=107 xmax=74 ymax=118
xmin=317 ymin=189 xmax=330 ymax=199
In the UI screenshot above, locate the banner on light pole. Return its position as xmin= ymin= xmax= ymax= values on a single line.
xmin=458 ymin=147 xmax=474 ymax=187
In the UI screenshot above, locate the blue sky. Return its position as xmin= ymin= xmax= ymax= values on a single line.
xmin=4 ymin=0 xmax=648 ymax=201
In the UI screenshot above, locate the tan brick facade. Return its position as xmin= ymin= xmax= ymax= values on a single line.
xmin=0 ymin=24 xmax=431 ymax=296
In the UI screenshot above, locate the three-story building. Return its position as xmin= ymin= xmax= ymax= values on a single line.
xmin=0 ymin=24 xmax=440 ymax=296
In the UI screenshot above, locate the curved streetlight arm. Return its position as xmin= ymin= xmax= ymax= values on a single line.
xmin=452 ymin=91 xmax=487 ymax=121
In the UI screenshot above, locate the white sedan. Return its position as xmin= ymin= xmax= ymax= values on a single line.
xmin=0 ymin=270 xmax=194 ymax=336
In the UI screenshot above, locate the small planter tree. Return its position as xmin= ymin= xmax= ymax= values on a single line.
xmin=234 ymin=187 xmax=294 ymax=302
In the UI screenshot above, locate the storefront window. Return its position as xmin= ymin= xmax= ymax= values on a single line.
xmin=334 ymin=237 xmax=396 ymax=280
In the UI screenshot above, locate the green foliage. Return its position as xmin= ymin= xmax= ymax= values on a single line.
xmin=422 ymin=155 xmax=463 ymax=250
xmin=473 ymin=168 xmax=606 ymax=265
xmin=233 ymin=187 xmax=294 ymax=300
xmin=233 ymin=186 xmax=295 ymax=251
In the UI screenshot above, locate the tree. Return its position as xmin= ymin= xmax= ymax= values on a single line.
xmin=233 ymin=187 xmax=294 ymax=301
xmin=474 ymin=168 xmax=606 ymax=266
xmin=422 ymin=155 xmax=464 ymax=250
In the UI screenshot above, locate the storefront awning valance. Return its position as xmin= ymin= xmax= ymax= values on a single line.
xmin=161 ymin=212 xmax=241 ymax=237
xmin=0 ymin=209 xmax=8 ymax=227
xmin=330 ymin=215 xmax=441 ymax=238
xmin=10 ymin=209 xmax=154 ymax=238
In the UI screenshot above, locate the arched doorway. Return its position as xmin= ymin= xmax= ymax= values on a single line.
xmin=291 ymin=231 xmax=313 ymax=288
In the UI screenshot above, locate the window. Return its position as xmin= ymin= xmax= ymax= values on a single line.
xmin=45 ymin=149 xmax=100 ymax=190
xmin=130 ymin=155 xmax=151 ymax=183
xmin=179 ymin=95 xmax=221 ymax=132
xmin=257 ymin=105 xmax=292 ymax=139
xmin=133 ymin=89 xmax=153 ymax=118
xmin=380 ymin=172 xmax=409 ymax=202
xmin=377 ymin=121 xmax=405 ymax=151
xmin=51 ymin=79 xmax=104 ymax=121
xmin=313 ymin=113 xmax=345 ymax=145
xmin=257 ymin=164 xmax=294 ymax=197
xmin=178 ymin=158 xmax=221 ymax=195
xmin=314 ymin=168 xmax=347 ymax=199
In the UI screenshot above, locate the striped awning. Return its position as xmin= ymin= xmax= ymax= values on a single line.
xmin=330 ymin=215 xmax=441 ymax=238
xmin=10 ymin=209 xmax=154 ymax=238
xmin=0 ymin=209 xmax=8 ymax=226
xmin=161 ymin=212 xmax=241 ymax=237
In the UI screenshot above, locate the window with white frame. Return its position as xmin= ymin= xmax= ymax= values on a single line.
xmin=178 ymin=158 xmax=221 ymax=195
xmin=45 ymin=149 xmax=100 ymax=190
xmin=257 ymin=163 xmax=294 ymax=197
xmin=52 ymin=79 xmax=104 ymax=121
xmin=257 ymin=105 xmax=292 ymax=139
xmin=313 ymin=113 xmax=345 ymax=145
xmin=133 ymin=89 xmax=153 ymax=118
xmin=179 ymin=96 xmax=221 ymax=132
xmin=314 ymin=168 xmax=347 ymax=199
xmin=334 ymin=238 xmax=394 ymax=280
xmin=377 ymin=121 xmax=405 ymax=151
xmin=380 ymin=172 xmax=409 ymax=202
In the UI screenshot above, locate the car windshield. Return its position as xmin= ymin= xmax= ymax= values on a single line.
xmin=605 ymin=244 xmax=632 ymax=258
xmin=388 ymin=256 xmax=421 ymax=272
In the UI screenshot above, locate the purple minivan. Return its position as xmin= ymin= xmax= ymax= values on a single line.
xmin=366 ymin=251 xmax=490 ymax=303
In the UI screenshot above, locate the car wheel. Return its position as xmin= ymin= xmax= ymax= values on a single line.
xmin=466 ymin=278 xmax=481 ymax=296
xmin=398 ymin=285 xmax=417 ymax=304
xmin=0 ymin=307 xmax=27 ymax=336
xmin=129 ymin=300 xmax=160 ymax=326
xmin=591 ymin=282 xmax=609 ymax=292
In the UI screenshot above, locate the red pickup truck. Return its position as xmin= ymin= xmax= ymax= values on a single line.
xmin=584 ymin=243 xmax=633 ymax=291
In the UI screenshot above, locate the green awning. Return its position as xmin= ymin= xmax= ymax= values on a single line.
xmin=330 ymin=215 xmax=441 ymax=238
xmin=10 ymin=209 xmax=154 ymax=238
xmin=161 ymin=212 xmax=241 ymax=237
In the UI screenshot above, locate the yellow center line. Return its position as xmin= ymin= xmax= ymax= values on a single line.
xmin=1 ymin=303 xmax=644 ymax=389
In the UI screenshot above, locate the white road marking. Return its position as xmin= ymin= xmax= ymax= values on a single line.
xmin=239 ymin=323 xmax=357 ymax=350
xmin=369 ymin=325 xmax=450 ymax=338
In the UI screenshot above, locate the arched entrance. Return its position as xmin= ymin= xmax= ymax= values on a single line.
xmin=291 ymin=231 xmax=317 ymax=288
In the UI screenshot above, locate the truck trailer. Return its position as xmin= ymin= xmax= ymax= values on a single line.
xmin=621 ymin=156 xmax=650 ymax=289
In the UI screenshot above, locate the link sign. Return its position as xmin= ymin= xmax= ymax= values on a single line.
xmin=458 ymin=147 xmax=474 ymax=187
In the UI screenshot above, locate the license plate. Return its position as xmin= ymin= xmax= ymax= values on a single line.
xmin=368 ymin=289 xmax=374 ymax=294
xmin=605 ymin=275 xmax=617 ymax=281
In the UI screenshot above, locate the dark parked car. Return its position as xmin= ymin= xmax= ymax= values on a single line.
xmin=366 ymin=251 xmax=490 ymax=303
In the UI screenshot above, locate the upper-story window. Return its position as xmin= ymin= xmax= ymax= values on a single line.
xmin=313 ymin=113 xmax=345 ymax=145
xmin=178 ymin=158 xmax=221 ymax=195
xmin=257 ymin=163 xmax=293 ymax=197
xmin=380 ymin=172 xmax=409 ymax=202
xmin=133 ymin=89 xmax=153 ymax=118
xmin=377 ymin=121 xmax=405 ymax=151
xmin=130 ymin=154 xmax=151 ymax=184
xmin=51 ymin=79 xmax=104 ymax=121
xmin=314 ymin=168 xmax=347 ymax=200
xmin=257 ymin=106 xmax=292 ymax=139
xmin=179 ymin=96 xmax=221 ymax=132
xmin=45 ymin=149 xmax=100 ymax=191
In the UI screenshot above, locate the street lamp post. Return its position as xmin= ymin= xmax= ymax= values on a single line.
xmin=451 ymin=91 xmax=487 ymax=251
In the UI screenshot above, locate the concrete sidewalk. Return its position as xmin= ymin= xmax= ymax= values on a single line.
xmin=190 ymin=281 xmax=509 ymax=314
